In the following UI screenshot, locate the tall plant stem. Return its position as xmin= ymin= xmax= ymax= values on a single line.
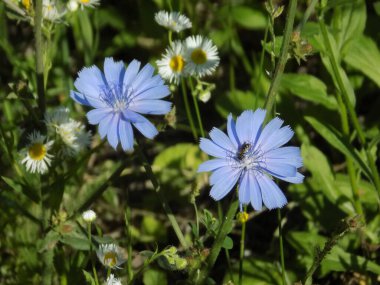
xmin=88 ymin=223 xmax=99 ymax=285
xmin=136 ymin=143 xmax=188 ymax=249
xmin=181 ymin=78 xmax=198 ymax=140
xmin=125 ymin=191 xmax=134 ymax=281
xmin=34 ymin=0 xmax=45 ymax=117
xmin=263 ymin=0 xmax=298 ymax=119
xmin=196 ymin=198 xmax=239 ymax=284
xmin=238 ymin=211 xmax=247 ymax=285
xmin=319 ymin=20 xmax=380 ymax=194
xmin=189 ymin=78 xmax=205 ymax=137
xmin=277 ymin=209 xmax=286 ymax=285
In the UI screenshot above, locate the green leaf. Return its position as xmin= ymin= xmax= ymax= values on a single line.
xmin=301 ymin=144 xmax=354 ymax=214
xmin=82 ymin=270 xmax=96 ymax=285
xmin=215 ymin=90 xmax=260 ymax=118
xmin=344 ymin=35 xmax=380 ymax=88
xmin=143 ymin=268 xmax=167 ymax=285
xmin=60 ymin=234 xmax=90 ymax=251
xmin=78 ymin=10 xmax=93 ymax=51
xmin=231 ymin=6 xmax=267 ymax=30
xmin=222 ymin=236 xmax=233 ymax=250
xmin=305 ymin=116 xmax=373 ymax=183
xmin=279 ymin=73 xmax=337 ymax=109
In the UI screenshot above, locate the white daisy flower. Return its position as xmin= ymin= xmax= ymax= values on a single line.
xmin=21 ymin=131 xmax=54 ymax=174
xmin=96 ymin=244 xmax=125 ymax=269
xmin=43 ymin=0 xmax=66 ymax=22
xmin=67 ymin=0 xmax=79 ymax=12
xmin=45 ymin=108 xmax=91 ymax=156
xmin=106 ymin=274 xmax=122 ymax=285
xmin=184 ymin=35 xmax=220 ymax=78
xmin=82 ymin=210 xmax=96 ymax=222
xmin=154 ymin=10 xmax=192 ymax=33
xmin=76 ymin=0 xmax=100 ymax=10
xmin=156 ymin=41 xmax=187 ymax=84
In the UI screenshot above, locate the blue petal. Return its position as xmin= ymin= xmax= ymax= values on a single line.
xmin=262 ymin=161 xmax=297 ymax=178
xmin=122 ymin=109 xmax=146 ymax=123
xmin=280 ymin=172 xmax=304 ymax=184
xmin=261 ymin=125 xmax=294 ymax=152
xmin=124 ymin=60 xmax=141 ymax=87
xmin=209 ymin=127 xmax=236 ymax=152
xmin=129 ymin=100 xmax=172 ymax=115
xmin=200 ymin=138 xmax=230 ymax=158
xmin=135 ymin=74 xmax=164 ymax=95
xmin=197 ymin=159 xmax=229 ymax=173
xmin=107 ymin=114 xmax=120 ymax=149
xmin=209 ymin=166 xmax=239 ymax=185
xmin=227 ymin=114 xmax=240 ymax=148
xmin=257 ymin=174 xmax=287 ymax=210
xmin=131 ymin=113 xmax=158 ymax=139
xmin=86 ymin=108 xmax=113 ymax=125
xmin=119 ymin=119 xmax=134 ymax=151
xmin=98 ymin=114 xmax=114 ymax=139
xmin=132 ymin=63 xmax=155 ymax=91
xmin=70 ymin=90 xmax=106 ymax=108
xmin=238 ymin=171 xmax=250 ymax=205
xmin=135 ymin=85 xmax=170 ymax=100
xmin=264 ymin=146 xmax=303 ymax=168
xmin=250 ymin=173 xmax=263 ymax=211
xmin=235 ymin=109 xmax=266 ymax=144
xmin=104 ymin=57 xmax=126 ymax=86
xmin=75 ymin=65 xmax=107 ymax=93
xmin=209 ymin=168 xmax=241 ymax=200
xmin=255 ymin=117 xmax=283 ymax=150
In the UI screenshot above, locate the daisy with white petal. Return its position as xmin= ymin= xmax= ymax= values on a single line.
xmin=67 ymin=0 xmax=79 ymax=12
xmin=21 ymin=131 xmax=54 ymax=174
xmin=184 ymin=35 xmax=220 ymax=78
xmin=82 ymin=209 xmax=96 ymax=223
xmin=77 ymin=0 xmax=100 ymax=10
xmin=157 ymin=41 xmax=187 ymax=84
xmin=154 ymin=10 xmax=192 ymax=33
xmin=106 ymin=274 xmax=122 ymax=285
xmin=43 ymin=0 xmax=66 ymax=22
xmin=96 ymin=244 xmax=125 ymax=269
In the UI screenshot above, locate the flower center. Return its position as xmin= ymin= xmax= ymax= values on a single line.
xmin=104 ymin=252 xmax=117 ymax=267
xmin=28 ymin=143 xmax=46 ymax=161
xmin=169 ymin=55 xmax=185 ymax=72
xmin=80 ymin=0 xmax=90 ymax=3
xmin=22 ymin=0 xmax=31 ymax=10
xmin=100 ymin=84 xmax=134 ymax=113
xmin=191 ymin=48 xmax=207 ymax=65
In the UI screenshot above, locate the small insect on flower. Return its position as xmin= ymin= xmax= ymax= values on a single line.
xmin=21 ymin=131 xmax=54 ymax=174
xmin=184 ymin=35 xmax=220 ymax=78
xmin=96 ymin=244 xmax=125 ymax=269
xmin=76 ymin=0 xmax=100 ymax=10
xmin=198 ymin=109 xmax=304 ymax=211
xmin=156 ymin=41 xmax=187 ymax=84
xmin=154 ymin=10 xmax=192 ymax=33
xmin=82 ymin=209 xmax=96 ymax=223
xmin=106 ymin=274 xmax=122 ymax=285
xmin=70 ymin=57 xmax=171 ymax=151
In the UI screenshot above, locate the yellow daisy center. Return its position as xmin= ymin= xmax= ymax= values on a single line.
xmin=28 ymin=143 xmax=47 ymax=161
xmin=169 ymin=55 xmax=185 ymax=72
xmin=191 ymin=48 xmax=207 ymax=65
xmin=80 ymin=0 xmax=90 ymax=3
xmin=104 ymin=252 xmax=117 ymax=267
xmin=22 ymin=0 xmax=31 ymax=10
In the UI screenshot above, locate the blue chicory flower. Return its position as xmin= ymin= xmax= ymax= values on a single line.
xmin=198 ymin=109 xmax=304 ymax=211
xmin=70 ymin=58 xmax=172 ymax=151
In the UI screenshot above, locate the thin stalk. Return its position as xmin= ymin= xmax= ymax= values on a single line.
xmin=188 ymin=78 xmax=205 ymax=137
xmin=238 ymin=211 xmax=247 ymax=285
xmin=181 ymin=78 xmax=198 ymax=140
xmin=125 ymin=194 xmax=134 ymax=281
xmin=168 ymin=30 xmax=173 ymax=45
xmin=277 ymin=209 xmax=286 ymax=285
xmin=34 ymin=0 xmax=45 ymax=117
xmin=136 ymin=143 xmax=188 ymax=249
xmin=88 ymin=223 xmax=99 ymax=285
xmin=193 ymin=201 xmax=200 ymax=239
xmin=298 ymin=0 xmax=318 ymax=31
xmin=319 ymin=20 xmax=380 ymax=194
xmin=264 ymin=0 xmax=298 ymax=119
xmin=196 ymin=198 xmax=239 ymax=284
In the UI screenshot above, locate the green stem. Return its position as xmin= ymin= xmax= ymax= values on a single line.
xmin=181 ymin=78 xmax=198 ymax=140
xmin=298 ymin=0 xmax=318 ymax=31
xmin=264 ymin=0 xmax=298 ymax=120
xmin=189 ymin=78 xmax=205 ymax=137
xmin=168 ymin=30 xmax=173 ymax=45
xmin=34 ymin=0 xmax=45 ymax=118
xmin=319 ymin=19 xmax=380 ymax=194
xmin=88 ymin=223 xmax=99 ymax=285
xmin=238 ymin=210 xmax=247 ymax=285
xmin=136 ymin=143 xmax=188 ymax=249
xmin=125 ymin=193 xmax=134 ymax=281
xmin=277 ymin=209 xmax=286 ymax=285
xmin=196 ymin=198 xmax=239 ymax=284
